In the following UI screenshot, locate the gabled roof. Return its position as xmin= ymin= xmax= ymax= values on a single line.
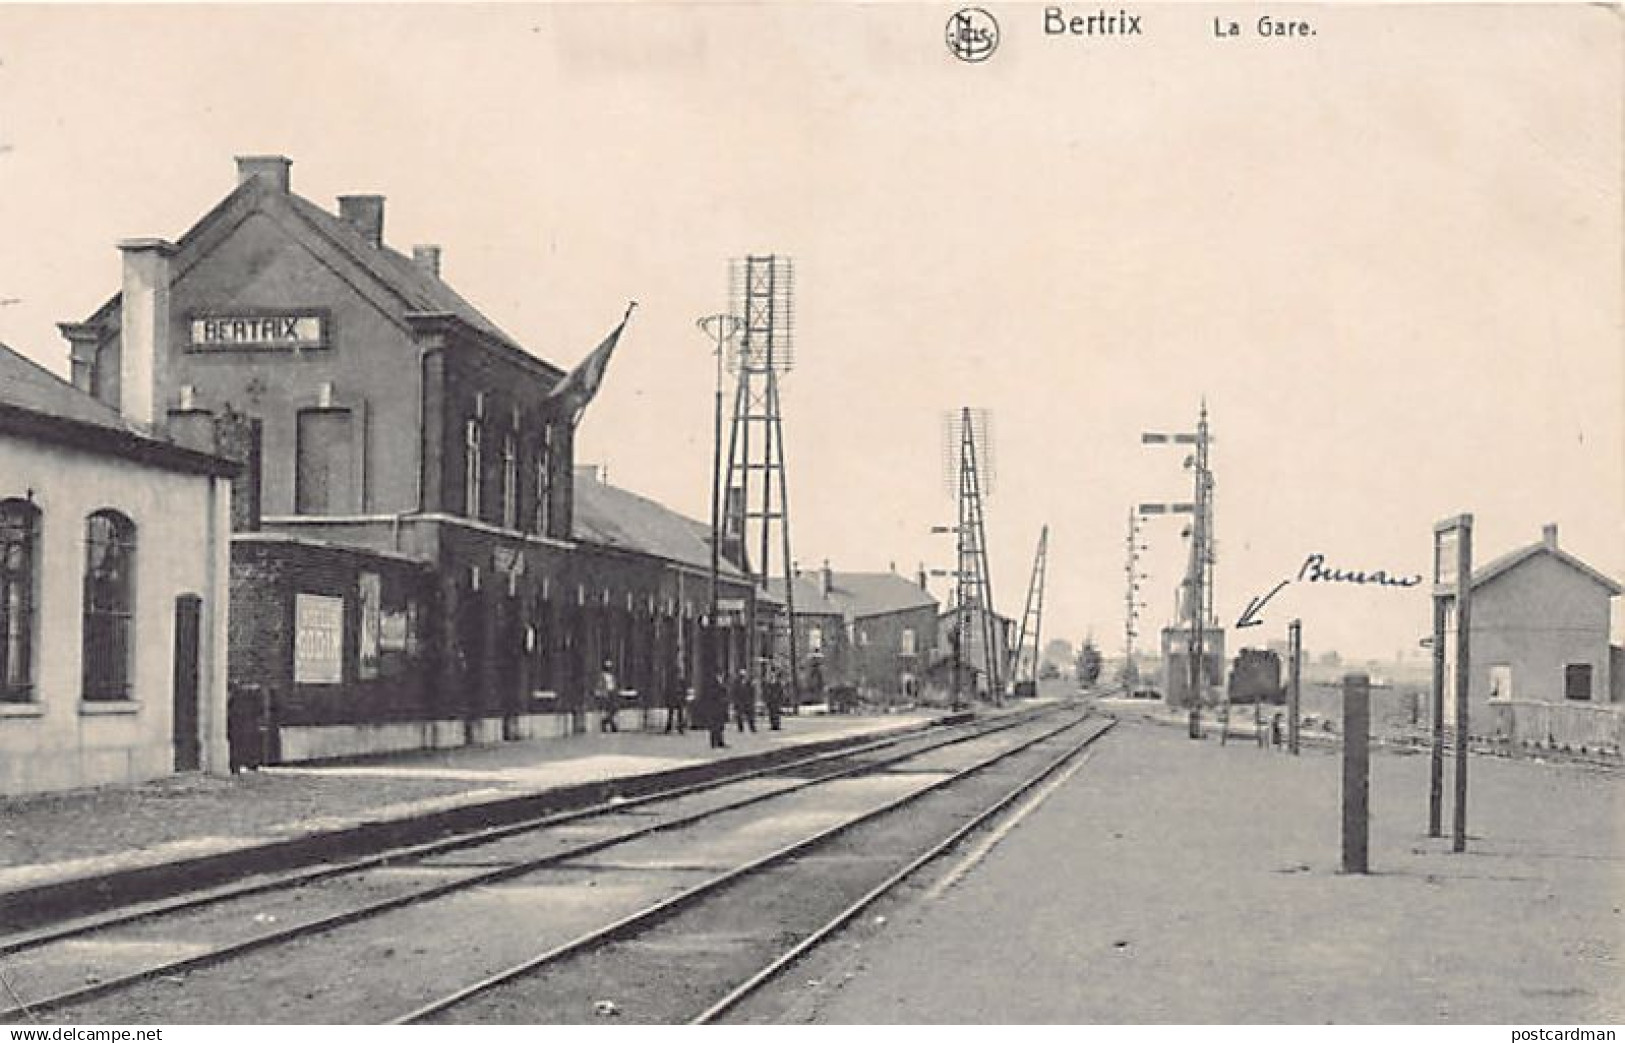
xmin=1472 ymin=541 xmax=1623 ymax=596
xmin=77 ymin=173 xmax=563 ymax=380
xmin=0 ymin=341 xmax=234 ymax=477
xmin=833 ymin=572 xmax=938 ymax=618
xmin=764 ymin=574 xmax=845 ymax=617
xmin=572 ymin=474 xmax=747 ymax=581
xmin=281 ymin=193 xmax=541 ymax=363
xmin=767 ymin=569 xmax=938 ymax=620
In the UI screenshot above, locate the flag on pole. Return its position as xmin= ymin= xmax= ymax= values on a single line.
xmin=547 ymin=302 xmax=636 ymax=425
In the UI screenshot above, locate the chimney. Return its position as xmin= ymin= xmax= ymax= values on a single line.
xmin=573 ymin=464 xmax=606 ymax=485
xmin=235 ymin=155 xmax=292 ymax=193
xmin=413 ymin=245 xmax=442 ymax=279
xmin=58 ymin=323 xmax=100 ymax=394
xmin=917 ymin=563 xmax=929 ymax=591
xmin=337 ymin=195 xmax=385 ymax=248
xmin=117 ymin=238 xmax=176 ymax=431
xmin=820 ymin=560 xmax=833 ymax=597
xmin=1542 ymin=523 xmax=1559 ymax=550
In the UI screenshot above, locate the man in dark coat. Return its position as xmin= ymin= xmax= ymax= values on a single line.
xmin=763 ymin=665 xmax=785 ymax=731
xmin=731 ymin=668 xmax=758 ymax=734
xmin=700 ymin=668 xmax=729 ymax=749
xmin=663 ymin=667 xmax=689 ymax=735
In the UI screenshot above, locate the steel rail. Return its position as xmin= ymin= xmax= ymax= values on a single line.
xmin=0 ymin=704 xmax=1048 ymax=962
xmin=0 ymin=705 xmax=1067 ymax=1022
xmin=398 ymin=709 xmax=1105 ymax=1025
xmin=692 ymin=716 xmax=1118 ymax=1023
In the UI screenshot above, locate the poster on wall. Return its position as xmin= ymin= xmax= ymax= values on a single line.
xmin=358 ymin=573 xmax=381 ymax=680
xmin=380 ymin=610 xmax=409 ymax=653
xmin=294 ymin=593 xmax=345 ymax=686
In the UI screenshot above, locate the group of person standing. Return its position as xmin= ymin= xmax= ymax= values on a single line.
xmin=593 ymin=659 xmax=788 ymax=750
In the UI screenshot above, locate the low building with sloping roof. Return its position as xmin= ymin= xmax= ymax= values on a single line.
xmin=1467 ymin=524 xmax=1622 ymax=748
xmin=1 ymin=342 xmax=234 ymax=794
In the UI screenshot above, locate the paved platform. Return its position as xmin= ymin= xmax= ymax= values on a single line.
xmin=0 ymin=708 xmax=955 ymax=925
xmin=774 ymin=712 xmax=1625 ymax=1024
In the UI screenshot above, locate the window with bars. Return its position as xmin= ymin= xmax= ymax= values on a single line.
xmin=82 ymin=510 xmax=136 ymax=701
xmin=1 ymin=499 xmax=39 ymax=703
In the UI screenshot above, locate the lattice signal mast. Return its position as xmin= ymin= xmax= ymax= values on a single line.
xmin=720 ymin=255 xmax=798 ymax=694
xmin=1124 ymin=508 xmax=1149 ymax=679
xmin=943 ymin=407 xmax=1001 ymax=703
xmin=1010 ymin=525 xmax=1049 ymax=686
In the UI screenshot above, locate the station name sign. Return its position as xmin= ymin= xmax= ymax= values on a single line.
xmin=189 ymin=312 xmax=326 ymax=351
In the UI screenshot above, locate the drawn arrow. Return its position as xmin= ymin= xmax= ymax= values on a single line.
xmin=1235 ymin=579 xmax=1290 ymax=629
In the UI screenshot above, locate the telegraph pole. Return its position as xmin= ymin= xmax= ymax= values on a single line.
xmin=697 ymin=313 xmax=740 ymax=686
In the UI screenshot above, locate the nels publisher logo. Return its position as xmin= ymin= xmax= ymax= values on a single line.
xmin=947 ymin=7 xmax=999 ymax=62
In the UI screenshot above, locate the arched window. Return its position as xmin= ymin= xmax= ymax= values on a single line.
xmin=0 ymin=499 xmax=39 ymax=703
xmin=83 ymin=510 xmax=136 ymax=701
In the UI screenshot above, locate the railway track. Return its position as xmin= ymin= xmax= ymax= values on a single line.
xmin=0 ymin=703 xmax=1089 ymax=1024
xmin=409 ymin=709 xmax=1116 ymax=1026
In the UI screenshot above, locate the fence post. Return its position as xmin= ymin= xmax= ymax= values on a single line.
xmin=1342 ymin=672 xmax=1371 ymax=874
xmin=1287 ymin=619 xmax=1303 ymax=755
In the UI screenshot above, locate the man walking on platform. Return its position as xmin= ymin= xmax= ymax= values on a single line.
xmin=731 ymin=668 xmax=758 ymax=734
xmin=700 ymin=667 xmax=729 ymax=749
xmin=596 ymin=659 xmax=620 ymax=733
xmin=764 ymin=665 xmax=785 ymax=731
xmin=663 ymin=667 xmax=689 ymax=735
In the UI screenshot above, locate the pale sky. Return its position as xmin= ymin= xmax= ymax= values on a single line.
xmin=0 ymin=3 xmax=1620 ymax=661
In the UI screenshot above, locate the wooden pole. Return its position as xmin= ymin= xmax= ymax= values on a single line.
xmin=1428 ymin=595 xmax=1446 ymax=838
xmin=1342 ymin=672 xmax=1371 ymax=874
xmin=1287 ymin=618 xmax=1302 ymax=755
xmin=1452 ymin=518 xmax=1473 ymax=854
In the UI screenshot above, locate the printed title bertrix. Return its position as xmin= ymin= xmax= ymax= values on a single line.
xmin=1044 ymin=7 xmax=1143 ymax=35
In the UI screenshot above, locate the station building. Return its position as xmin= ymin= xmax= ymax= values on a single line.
xmin=0 ymin=342 xmax=233 ymax=794
xmin=60 ymin=155 xmax=754 ymax=763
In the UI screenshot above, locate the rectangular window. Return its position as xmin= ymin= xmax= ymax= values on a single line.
xmin=464 ymin=417 xmax=483 ymax=520
xmin=534 ymin=424 xmax=554 ymax=536
xmin=808 ymin=626 xmax=823 ymax=654
xmin=900 ymin=628 xmax=916 ymax=656
xmin=502 ymin=434 xmax=518 ymax=531
xmin=1565 ymin=664 xmax=1593 ymax=702
xmin=295 ymin=408 xmax=354 ymax=516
